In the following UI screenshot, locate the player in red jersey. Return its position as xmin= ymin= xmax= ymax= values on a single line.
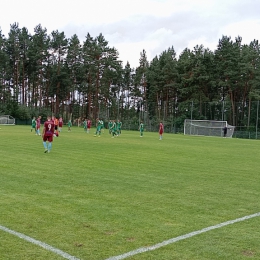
xmin=42 ymin=115 xmax=55 ymax=153
xmin=36 ymin=116 xmax=41 ymax=135
xmin=87 ymin=119 xmax=91 ymax=133
xmin=159 ymin=121 xmax=164 ymax=140
xmin=58 ymin=117 xmax=63 ymax=132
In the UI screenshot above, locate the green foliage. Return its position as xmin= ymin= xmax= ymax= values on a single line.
xmin=14 ymin=105 xmax=31 ymax=119
xmin=1 ymin=23 xmax=260 ymax=132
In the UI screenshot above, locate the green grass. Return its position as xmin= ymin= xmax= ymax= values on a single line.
xmin=0 ymin=125 xmax=260 ymax=260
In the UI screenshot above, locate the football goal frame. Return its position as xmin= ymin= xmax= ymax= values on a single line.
xmin=184 ymin=119 xmax=235 ymax=138
xmin=0 ymin=115 xmax=15 ymax=125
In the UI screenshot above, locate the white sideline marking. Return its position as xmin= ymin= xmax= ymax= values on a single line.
xmin=0 ymin=225 xmax=80 ymax=260
xmin=105 ymin=212 xmax=260 ymax=260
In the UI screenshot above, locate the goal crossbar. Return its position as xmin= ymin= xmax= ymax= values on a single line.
xmin=0 ymin=115 xmax=15 ymax=125
xmin=184 ymin=119 xmax=235 ymax=137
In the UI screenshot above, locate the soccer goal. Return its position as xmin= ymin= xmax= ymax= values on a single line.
xmin=184 ymin=119 xmax=235 ymax=138
xmin=0 ymin=115 xmax=15 ymax=125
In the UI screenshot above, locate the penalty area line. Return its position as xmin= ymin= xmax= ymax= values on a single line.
xmin=105 ymin=212 xmax=260 ymax=260
xmin=0 ymin=225 xmax=80 ymax=260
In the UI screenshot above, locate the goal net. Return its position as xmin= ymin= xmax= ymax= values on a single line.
xmin=184 ymin=119 xmax=235 ymax=137
xmin=0 ymin=115 xmax=15 ymax=125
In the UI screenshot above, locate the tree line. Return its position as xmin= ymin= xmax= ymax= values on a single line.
xmin=1 ymin=23 xmax=260 ymax=131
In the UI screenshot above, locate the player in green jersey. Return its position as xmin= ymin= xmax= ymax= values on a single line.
xmin=139 ymin=121 xmax=144 ymax=137
xmin=83 ymin=119 xmax=87 ymax=132
xmin=31 ymin=117 xmax=36 ymax=133
xmin=117 ymin=119 xmax=122 ymax=135
xmin=108 ymin=120 xmax=113 ymax=134
xmin=94 ymin=118 xmax=102 ymax=137
xmin=111 ymin=120 xmax=118 ymax=138
xmin=68 ymin=120 xmax=72 ymax=131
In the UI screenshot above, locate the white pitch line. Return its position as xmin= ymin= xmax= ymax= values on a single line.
xmin=0 ymin=225 xmax=80 ymax=260
xmin=105 ymin=212 xmax=260 ymax=260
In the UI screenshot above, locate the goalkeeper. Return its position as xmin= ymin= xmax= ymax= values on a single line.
xmin=223 ymin=126 xmax=227 ymax=137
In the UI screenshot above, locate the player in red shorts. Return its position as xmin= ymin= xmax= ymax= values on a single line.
xmin=58 ymin=117 xmax=63 ymax=132
xmin=42 ymin=115 xmax=55 ymax=153
xmin=87 ymin=119 xmax=91 ymax=133
xmin=36 ymin=115 xmax=41 ymax=135
xmin=159 ymin=121 xmax=164 ymax=140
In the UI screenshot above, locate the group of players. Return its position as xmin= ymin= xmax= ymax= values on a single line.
xmin=108 ymin=119 xmax=122 ymax=137
xmin=82 ymin=118 xmax=123 ymax=138
xmin=31 ymin=116 xmax=42 ymax=135
xmin=92 ymin=119 xmax=122 ymax=138
xmin=91 ymin=119 xmax=164 ymax=140
xmin=31 ymin=115 xmax=164 ymax=153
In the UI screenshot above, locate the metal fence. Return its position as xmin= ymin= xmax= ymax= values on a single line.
xmin=13 ymin=100 xmax=260 ymax=139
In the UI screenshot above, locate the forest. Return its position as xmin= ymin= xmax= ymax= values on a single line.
xmin=1 ymin=23 xmax=260 ymax=134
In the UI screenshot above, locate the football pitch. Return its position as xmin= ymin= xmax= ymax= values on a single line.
xmin=0 ymin=125 xmax=260 ymax=260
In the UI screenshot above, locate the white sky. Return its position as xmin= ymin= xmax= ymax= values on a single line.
xmin=1 ymin=0 xmax=260 ymax=68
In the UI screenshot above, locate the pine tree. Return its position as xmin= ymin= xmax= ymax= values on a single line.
xmin=0 ymin=30 xmax=10 ymax=107
xmin=66 ymin=34 xmax=83 ymax=118
xmin=28 ymin=24 xmax=50 ymax=109
xmin=49 ymin=30 xmax=68 ymax=114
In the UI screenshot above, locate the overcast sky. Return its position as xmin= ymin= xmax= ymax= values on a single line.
xmin=1 ymin=0 xmax=260 ymax=68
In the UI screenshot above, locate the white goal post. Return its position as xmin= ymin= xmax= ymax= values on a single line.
xmin=0 ymin=115 xmax=15 ymax=125
xmin=184 ymin=119 xmax=235 ymax=138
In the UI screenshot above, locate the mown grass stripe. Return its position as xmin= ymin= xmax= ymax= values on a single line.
xmin=105 ymin=212 xmax=260 ymax=260
xmin=0 ymin=225 xmax=80 ymax=260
